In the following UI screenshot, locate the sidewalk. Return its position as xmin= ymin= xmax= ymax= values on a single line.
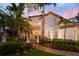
xmin=32 ymin=44 xmax=79 ymax=56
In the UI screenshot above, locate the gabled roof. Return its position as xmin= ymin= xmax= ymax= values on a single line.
xmin=47 ymin=11 xmax=63 ymax=19
xmin=28 ymin=11 xmax=64 ymax=19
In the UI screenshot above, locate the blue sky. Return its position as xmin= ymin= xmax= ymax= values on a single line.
xmin=0 ymin=3 xmax=79 ymax=19
xmin=45 ymin=3 xmax=79 ymax=14
xmin=44 ymin=3 xmax=79 ymax=18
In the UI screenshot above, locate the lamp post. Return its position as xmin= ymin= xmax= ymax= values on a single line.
xmin=2 ymin=32 xmax=7 ymax=44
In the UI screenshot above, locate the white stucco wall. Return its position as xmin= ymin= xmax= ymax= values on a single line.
xmin=30 ymin=16 xmax=42 ymax=36
xmin=44 ymin=14 xmax=61 ymax=39
xmin=58 ymin=27 xmax=76 ymax=40
xmin=30 ymin=14 xmax=79 ymax=41
xmin=29 ymin=14 xmax=62 ymax=39
xmin=66 ymin=27 xmax=76 ymax=40
xmin=58 ymin=28 xmax=64 ymax=39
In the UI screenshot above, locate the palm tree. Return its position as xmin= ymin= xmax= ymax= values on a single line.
xmin=26 ymin=3 xmax=56 ymax=43
xmin=29 ymin=3 xmax=56 ymax=39
xmin=0 ymin=3 xmax=32 ymax=40
xmin=0 ymin=6 xmax=13 ymax=43
xmin=8 ymin=3 xmax=32 ymax=40
xmin=75 ymin=12 xmax=79 ymax=22
xmin=6 ymin=3 xmax=23 ymax=40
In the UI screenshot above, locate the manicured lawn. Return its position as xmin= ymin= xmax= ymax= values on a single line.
xmin=0 ymin=41 xmax=60 ymax=56
xmin=27 ymin=47 xmax=60 ymax=56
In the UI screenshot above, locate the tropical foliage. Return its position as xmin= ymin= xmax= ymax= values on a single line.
xmin=0 ymin=3 xmax=32 ymax=39
xmin=39 ymin=39 xmax=79 ymax=52
xmin=75 ymin=13 xmax=79 ymax=22
xmin=0 ymin=40 xmax=32 ymax=56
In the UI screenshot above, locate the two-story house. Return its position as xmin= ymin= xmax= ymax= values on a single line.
xmin=28 ymin=11 xmax=63 ymax=40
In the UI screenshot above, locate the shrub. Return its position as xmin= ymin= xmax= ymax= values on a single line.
xmin=39 ymin=38 xmax=51 ymax=46
xmin=21 ymin=43 xmax=32 ymax=51
xmin=0 ymin=40 xmax=32 ymax=56
xmin=0 ymin=41 xmax=21 ymax=56
xmin=51 ymin=39 xmax=79 ymax=52
xmin=39 ymin=39 xmax=45 ymax=45
xmin=39 ymin=38 xmax=79 ymax=52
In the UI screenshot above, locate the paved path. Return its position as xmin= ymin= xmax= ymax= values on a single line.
xmin=32 ymin=44 xmax=79 ymax=56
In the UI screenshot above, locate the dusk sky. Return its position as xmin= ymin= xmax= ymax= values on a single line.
xmin=0 ymin=3 xmax=79 ymax=19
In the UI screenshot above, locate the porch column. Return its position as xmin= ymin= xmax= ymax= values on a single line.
xmin=27 ymin=36 xmax=30 ymax=43
xmin=37 ymin=35 xmax=39 ymax=43
xmin=75 ymin=27 xmax=79 ymax=41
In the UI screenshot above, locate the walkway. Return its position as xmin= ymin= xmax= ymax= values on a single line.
xmin=32 ymin=43 xmax=79 ymax=56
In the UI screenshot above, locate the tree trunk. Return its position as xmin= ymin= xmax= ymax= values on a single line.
xmin=13 ymin=19 xmax=15 ymax=40
xmin=41 ymin=5 xmax=45 ymax=39
xmin=64 ymin=28 xmax=66 ymax=39
xmin=13 ymin=29 xmax=15 ymax=40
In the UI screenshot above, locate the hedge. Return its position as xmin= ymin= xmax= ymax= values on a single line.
xmin=39 ymin=39 xmax=79 ymax=52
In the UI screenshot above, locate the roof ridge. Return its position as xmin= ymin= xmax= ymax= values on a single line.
xmin=29 ymin=11 xmax=63 ymax=19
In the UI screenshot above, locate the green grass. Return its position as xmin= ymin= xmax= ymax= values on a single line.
xmin=27 ymin=47 xmax=60 ymax=56
xmin=0 ymin=41 xmax=60 ymax=56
